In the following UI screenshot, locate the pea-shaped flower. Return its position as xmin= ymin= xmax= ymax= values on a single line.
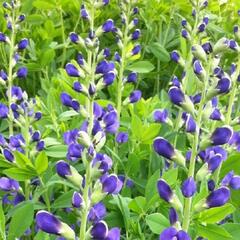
xmin=0 ymin=103 xmax=9 ymax=118
xmin=91 ymin=221 xmax=108 ymax=239
xmin=0 ymin=177 xmax=19 ymax=192
xmin=153 ymin=109 xmax=168 ymax=123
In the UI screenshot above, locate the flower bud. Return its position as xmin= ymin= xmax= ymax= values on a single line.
xmin=221 ymin=171 xmax=234 ymax=186
xmin=78 ymin=131 xmax=92 ymax=148
xmin=229 ymin=176 xmax=240 ymax=190
xmin=36 ymin=211 xmax=75 ymax=240
xmin=234 ymin=25 xmax=240 ymax=40
xmin=102 ymin=174 xmax=123 ymax=194
xmin=126 ymin=72 xmax=137 ymax=83
xmin=229 ymin=39 xmax=240 ymax=51
xmin=206 ymin=187 xmax=230 ymax=208
xmin=3 ymin=148 xmax=14 ymax=162
xmin=193 ymin=60 xmax=206 ymax=80
xmin=168 ymin=86 xmax=195 ymax=115
xmin=192 ymin=45 xmax=207 ymax=62
xmin=169 ymin=207 xmax=178 ymax=225
xmin=16 ymin=67 xmax=28 ymax=78
xmin=213 ymin=37 xmax=229 ymax=54
xmin=181 ymin=177 xmax=196 ymax=198
xmin=69 ymin=32 xmax=85 ymax=46
xmin=131 ymin=44 xmax=141 ymax=56
xmin=208 ymin=179 xmax=215 ymax=191
xmin=17 ymin=38 xmax=28 ymax=50
xmin=170 ymin=50 xmax=184 ymax=66
xmin=0 ymin=103 xmax=9 ymax=118
xmin=116 ymin=132 xmax=128 ymax=143
xmin=202 ymin=42 xmax=213 ymax=54
xmin=96 ymin=19 xmax=115 ymax=37
xmin=131 ymin=29 xmax=141 ymax=40
xmin=72 ymin=191 xmax=84 ymax=208
xmin=153 ymin=137 xmax=185 ymax=166
xmin=80 ymin=4 xmax=89 ymax=20
xmin=200 ymin=126 xmax=233 ymax=149
xmin=181 ymin=29 xmax=191 ymax=40
xmin=56 ymin=160 xmax=83 ymax=188
xmin=129 ymin=90 xmax=141 ymax=103
xmin=65 ymin=63 xmax=85 ymax=78
xmin=0 ymin=32 xmax=7 ymax=42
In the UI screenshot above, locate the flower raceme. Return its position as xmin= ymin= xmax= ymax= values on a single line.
xmin=153 ymin=2 xmax=240 ymax=239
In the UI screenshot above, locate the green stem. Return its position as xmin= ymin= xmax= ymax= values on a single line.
xmin=79 ymin=3 xmax=95 ymax=239
xmin=59 ymin=6 xmax=66 ymax=68
xmin=116 ymin=4 xmax=131 ymax=118
xmin=7 ymin=11 xmax=16 ymax=136
xmin=182 ymin=55 xmax=211 ymax=231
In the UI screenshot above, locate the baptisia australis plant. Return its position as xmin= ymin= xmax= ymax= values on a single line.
xmin=114 ymin=0 xmax=142 ymax=117
xmin=36 ymin=1 xmax=122 ymax=239
xmin=0 ymin=0 xmax=28 ymax=136
xmin=153 ymin=1 xmax=240 ymax=239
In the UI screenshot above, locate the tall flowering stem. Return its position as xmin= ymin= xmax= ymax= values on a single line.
xmin=37 ymin=1 xmax=122 ymax=240
xmin=79 ymin=3 xmax=96 ymax=239
xmin=115 ymin=0 xmax=141 ymax=118
xmin=153 ymin=1 xmax=240 ymax=239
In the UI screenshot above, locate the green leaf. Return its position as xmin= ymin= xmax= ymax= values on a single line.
xmin=26 ymin=14 xmax=45 ymax=25
xmin=52 ymin=190 xmax=74 ymax=209
xmin=197 ymin=204 xmax=235 ymax=224
xmin=146 ymin=213 xmax=169 ymax=234
xmin=145 ymin=170 xmax=160 ymax=202
xmin=0 ymin=201 xmax=5 ymax=240
xmin=14 ymin=151 xmax=34 ymax=169
xmin=126 ymin=61 xmax=155 ymax=73
xmin=0 ymin=156 xmax=13 ymax=169
xmin=58 ymin=110 xmax=79 ymax=121
xmin=33 ymin=1 xmax=55 ymax=10
xmin=148 ymin=43 xmax=170 ymax=62
xmin=141 ymin=123 xmax=161 ymax=144
xmin=131 ymin=115 xmax=143 ymax=140
xmin=40 ymin=49 xmax=55 ymax=66
xmin=220 ymin=153 xmax=240 ymax=178
xmin=8 ymin=202 xmax=34 ymax=240
xmin=222 ymin=223 xmax=240 ymax=240
xmin=162 ymin=168 xmax=178 ymax=186
xmin=3 ymin=168 xmax=35 ymax=181
xmin=196 ymin=224 xmax=233 ymax=240
xmin=35 ymin=151 xmax=48 ymax=175
xmin=45 ymin=145 xmax=68 ymax=158
xmin=128 ymin=196 xmax=146 ymax=214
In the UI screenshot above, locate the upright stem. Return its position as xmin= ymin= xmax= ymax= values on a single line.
xmin=182 ymin=57 xmax=211 ymax=231
xmin=79 ymin=3 xmax=95 ymax=239
xmin=7 ymin=11 xmax=16 ymax=136
xmin=116 ymin=5 xmax=131 ymax=118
